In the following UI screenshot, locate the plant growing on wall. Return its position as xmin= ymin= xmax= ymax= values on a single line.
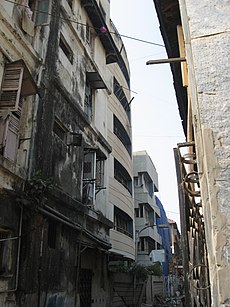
xmin=111 ymin=261 xmax=162 ymax=281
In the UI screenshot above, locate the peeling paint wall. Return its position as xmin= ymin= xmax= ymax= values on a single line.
xmin=179 ymin=0 xmax=230 ymax=305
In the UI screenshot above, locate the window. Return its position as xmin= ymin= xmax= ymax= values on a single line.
xmin=113 ymin=114 xmax=131 ymax=156
xmin=59 ymin=34 xmax=73 ymax=64
xmin=82 ymin=151 xmax=96 ymax=205
xmin=48 ymin=220 xmax=57 ymax=249
xmin=113 ymin=77 xmax=130 ymax=121
xmin=53 ymin=117 xmax=68 ymax=142
xmin=66 ymin=0 xmax=73 ymax=10
xmin=85 ymin=23 xmax=95 ymax=57
xmin=18 ymin=0 xmax=50 ymax=35
xmin=135 ymin=208 xmax=139 ymax=218
xmin=82 ymin=150 xmax=106 ymax=204
xmin=96 ymin=158 xmax=105 ymax=189
xmin=140 ymin=237 xmax=145 ymax=252
xmin=35 ymin=0 xmax=50 ymax=25
xmin=139 ymin=237 xmax=156 ymax=253
xmin=0 ymin=229 xmax=13 ymax=276
xmin=85 ymin=23 xmax=91 ymax=44
xmin=114 ymin=158 xmax=132 ymax=194
xmin=114 ymin=206 xmax=133 ymax=238
xmin=0 ymin=60 xmax=37 ymax=161
xmin=84 ymin=80 xmax=93 ymax=121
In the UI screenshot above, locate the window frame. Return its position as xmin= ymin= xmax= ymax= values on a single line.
xmin=0 ymin=60 xmax=37 ymax=162
xmin=59 ymin=33 xmax=74 ymax=64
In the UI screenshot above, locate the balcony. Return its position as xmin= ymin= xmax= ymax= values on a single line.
xmin=134 ymin=188 xmax=160 ymax=215
xmin=80 ymin=0 xmax=130 ymax=86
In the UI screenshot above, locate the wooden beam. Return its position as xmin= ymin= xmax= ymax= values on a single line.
xmin=146 ymin=57 xmax=186 ymax=65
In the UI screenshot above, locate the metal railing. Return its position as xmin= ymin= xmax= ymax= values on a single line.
xmin=174 ymin=142 xmax=211 ymax=306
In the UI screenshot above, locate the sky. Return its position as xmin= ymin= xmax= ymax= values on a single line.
xmin=110 ymin=0 xmax=186 ymax=228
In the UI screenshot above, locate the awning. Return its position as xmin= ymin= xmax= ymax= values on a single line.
xmin=86 ymin=72 xmax=107 ymax=89
xmin=6 ymin=60 xmax=38 ymax=97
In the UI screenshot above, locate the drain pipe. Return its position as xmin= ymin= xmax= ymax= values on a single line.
xmin=0 ymin=206 xmax=23 ymax=293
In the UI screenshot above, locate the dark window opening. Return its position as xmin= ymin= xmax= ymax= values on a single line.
xmin=27 ymin=0 xmax=50 ymax=25
xmin=114 ymin=158 xmax=132 ymax=194
xmin=66 ymin=0 xmax=73 ymax=9
xmin=140 ymin=237 xmax=145 ymax=252
xmin=114 ymin=206 xmax=133 ymax=238
xmin=134 ymin=176 xmax=138 ymax=187
xmin=53 ymin=117 xmax=68 ymax=142
xmin=82 ymin=151 xmax=95 ymax=205
xmin=139 ymin=204 xmax=144 ymax=218
xmin=0 ymin=229 xmax=13 ymax=275
xmin=96 ymin=158 xmax=105 ymax=188
xmin=135 ymin=208 xmax=139 ymax=218
xmin=84 ymin=80 xmax=93 ymax=121
xmin=113 ymin=114 xmax=131 ymax=156
xmin=59 ymin=34 xmax=73 ymax=64
xmin=113 ymin=77 xmax=130 ymax=121
xmin=146 ymin=176 xmax=154 ymax=198
xmin=48 ymin=221 xmax=57 ymax=249
xmin=139 ymin=237 xmax=156 ymax=253
xmin=86 ymin=23 xmax=90 ymax=43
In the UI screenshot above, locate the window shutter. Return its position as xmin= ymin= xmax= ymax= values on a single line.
xmin=3 ymin=114 xmax=20 ymax=161
xmin=0 ymin=67 xmax=24 ymax=111
xmin=0 ymin=117 xmax=9 ymax=150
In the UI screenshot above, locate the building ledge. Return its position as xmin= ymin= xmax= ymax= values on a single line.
xmin=80 ymin=0 xmax=130 ymax=86
xmin=0 ymin=155 xmax=26 ymax=187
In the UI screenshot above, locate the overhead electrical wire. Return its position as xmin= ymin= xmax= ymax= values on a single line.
xmin=4 ymin=0 xmax=165 ymax=47
xmin=109 ymin=185 xmax=179 ymax=216
xmin=2 ymin=0 xmax=178 ymax=216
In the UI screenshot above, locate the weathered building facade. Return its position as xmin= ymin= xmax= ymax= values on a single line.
xmin=133 ymin=151 xmax=162 ymax=265
xmin=153 ymin=0 xmax=230 ymax=306
xmin=0 ymin=0 xmax=133 ymax=306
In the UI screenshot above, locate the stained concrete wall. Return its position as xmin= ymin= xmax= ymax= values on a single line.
xmin=0 ymin=0 xmax=131 ymax=305
xmin=178 ymin=1 xmax=230 ymax=306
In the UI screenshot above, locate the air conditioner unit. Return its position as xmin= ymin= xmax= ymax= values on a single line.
xmin=149 ymin=249 xmax=166 ymax=263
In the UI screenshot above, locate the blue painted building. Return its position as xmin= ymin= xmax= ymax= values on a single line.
xmin=156 ymin=196 xmax=172 ymax=276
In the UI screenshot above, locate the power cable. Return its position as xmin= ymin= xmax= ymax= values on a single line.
xmin=4 ymin=0 xmax=165 ymax=47
xmin=109 ymin=185 xmax=179 ymax=216
xmin=2 ymin=1 xmax=178 ymax=216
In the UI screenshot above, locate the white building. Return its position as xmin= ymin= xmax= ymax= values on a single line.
xmin=133 ymin=151 xmax=162 ymax=265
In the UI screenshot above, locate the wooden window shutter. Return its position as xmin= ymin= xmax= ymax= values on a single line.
xmin=0 ymin=66 xmax=24 ymax=111
xmin=4 ymin=114 xmax=20 ymax=161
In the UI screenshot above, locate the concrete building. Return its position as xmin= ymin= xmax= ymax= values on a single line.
xmin=133 ymin=151 xmax=162 ymax=265
xmin=156 ymin=197 xmax=172 ymax=277
xmin=168 ymin=219 xmax=183 ymax=297
xmin=152 ymin=0 xmax=230 ymax=306
xmin=0 ymin=0 xmax=133 ymax=306
xmin=133 ymin=151 xmax=173 ymax=305
xmin=168 ymin=219 xmax=182 ymax=277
